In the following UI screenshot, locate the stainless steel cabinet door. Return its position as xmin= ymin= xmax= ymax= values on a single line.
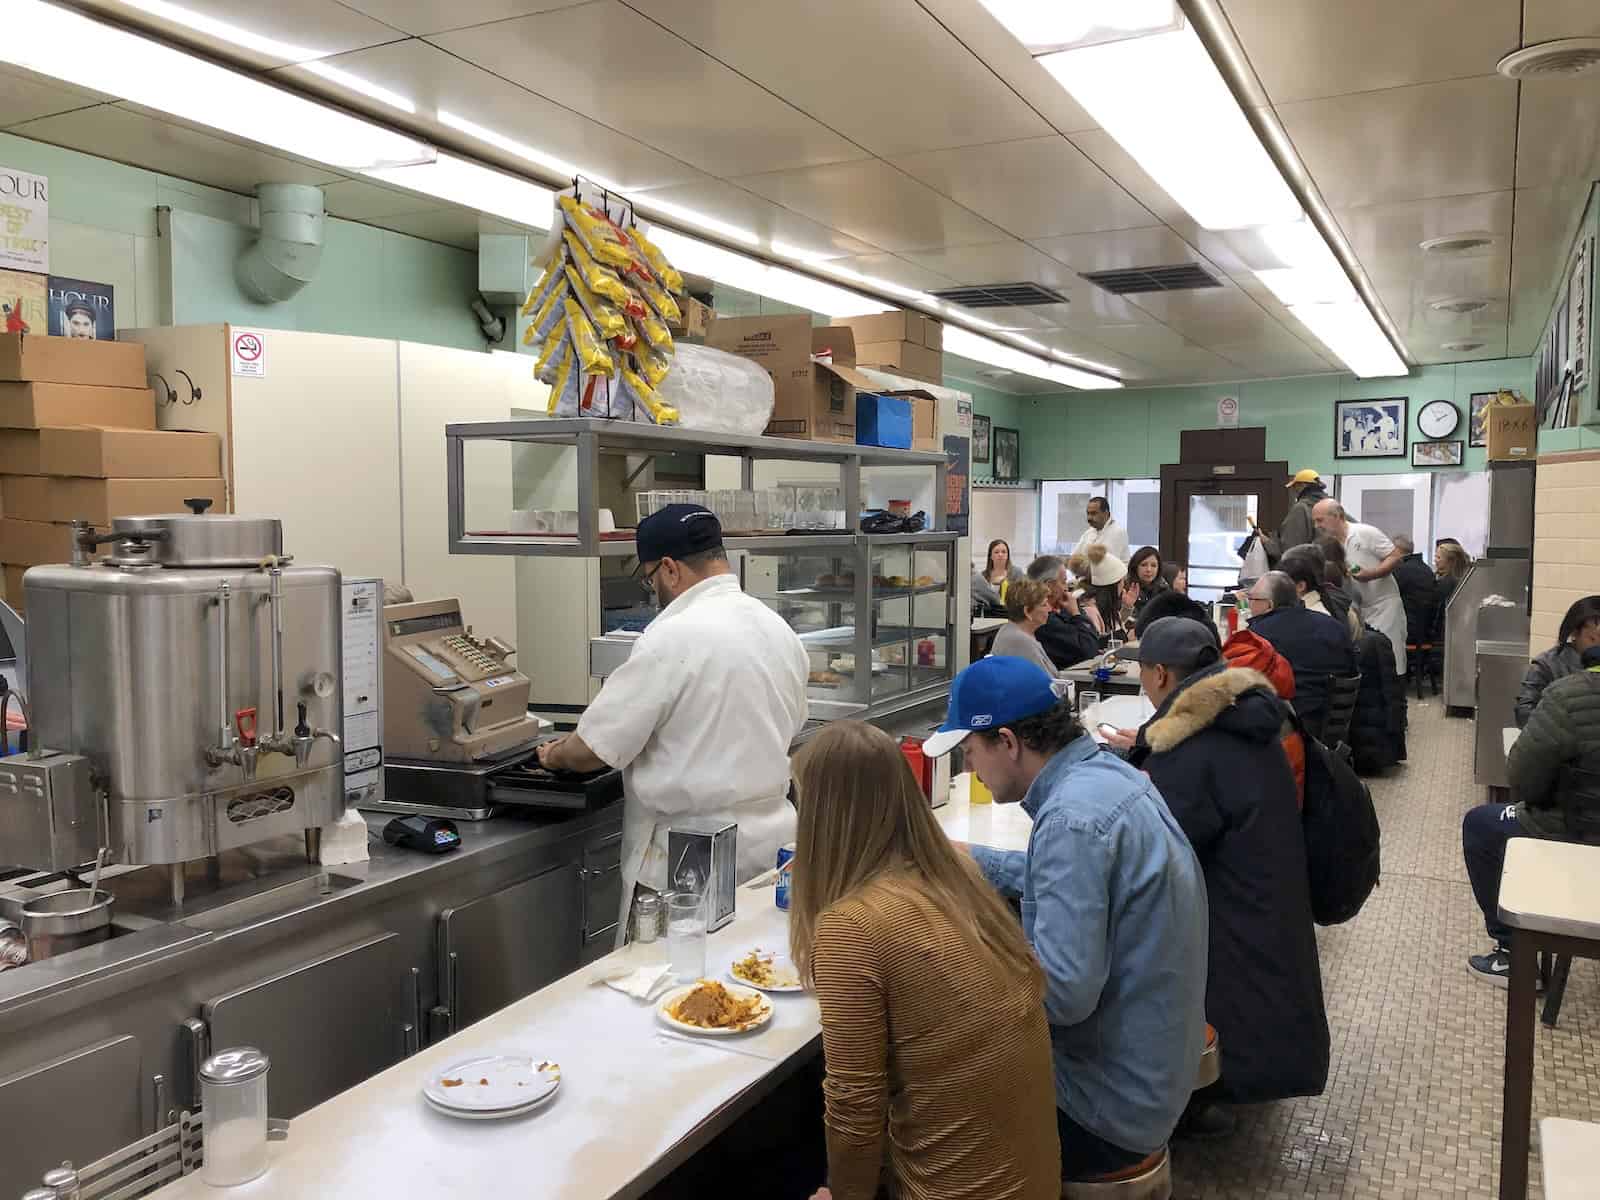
xmin=581 ymin=829 xmax=623 ymax=959
xmin=0 ymin=1036 xmax=142 ymax=1197
xmin=438 ymin=863 xmax=581 ymax=1032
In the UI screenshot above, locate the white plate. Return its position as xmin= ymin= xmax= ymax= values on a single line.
xmin=424 ymin=1086 xmax=560 ymax=1122
xmin=423 ymin=1054 xmax=561 ymax=1113
xmin=657 ymin=981 xmax=774 ymax=1036
xmin=728 ymin=949 xmax=805 ymax=993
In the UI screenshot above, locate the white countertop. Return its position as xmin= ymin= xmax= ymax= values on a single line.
xmin=150 ymin=903 xmax=817 ymax=1200
xmin=936 ymin=772 xmax=1033 ymax=853
xmin=1542 ymin=1117 xmax=1600 ymax=1200
xmin=1498 ymin=838 xmax=1600 ymax=939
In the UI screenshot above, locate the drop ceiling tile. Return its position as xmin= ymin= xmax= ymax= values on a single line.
xmin=889 ymin=136 xmax=1153 ymax=241
xmin=734 ymin=159 xmax=1008 ymax=253
xmin=1514 ymin=75 xmax=1600 ymax=191
xmin=1522 ymin=0 xmax=1600 ymax=42
xmin=1031 ymin=226 xmax=1200 ymax=274
xmin=1219 ymin=0 xmax=1522 ymax=104
xmin=627 ymin=0 xmax=1052 ymax=157
xmin=339 ymin=0 xmax=589 ymax=37
xmin=0 ymin=67 xmax=111 ymax=129
xmin=1333 ymin=192 xmax=1514 ymax=278
xmin=628 ymin=176 xmax=881 ymax=259
xmin=430 ymin=2 xmax=867 ymax=178
xmin=275 ymin=40 xmax=702 ymax=193
xmin=821 ymin=254 xmax=959 ymax=294
xmin=1275 ymin=75 xmax=1517 ymax=209
xmin=7 ymin=105 xmax=344 ymax=195
xmin=1125 ymin=286 xmax=1278 ymax=343
xmin=1064 ymin=129 xmax=1194 ymax=233
xmin=910 ymin=0 xmax=1098 ymax=136
xmin=901 ymin=239 xmax=1081 ymax=288
xmin=73 ymin=0 xmax=406 ymax=68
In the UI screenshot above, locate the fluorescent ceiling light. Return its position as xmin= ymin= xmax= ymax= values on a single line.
xmin=945 ymin=327 xmax=1121 ymax=390
xmin=1277 ymin=298 xmax=1406 ymax=379
xmin=648 ymin=229 xmax=888 ymax=318
xmin=6 ymin=0 xmax=432 ymax=170
xmin=438 ymin=110 xmax=618 ymax=189
xmin=814 ymin=262 xmax=942 ymax=309
xmin=769 ymin=240 xmax=835 ymax=264
xmin=117 ymin=0 xmax=414 ymax=112
xmin=977 ymin=0 xmax=1182 ymax=53
xmin=1035 ymin=23 xmax=1299 ymax=230
xmin=365 ymin=155 xmax=553 ymax=229
xmin=634 ymin=198 xmax=760 ymax=247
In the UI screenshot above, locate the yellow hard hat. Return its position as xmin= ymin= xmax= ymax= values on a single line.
xmin=1286 ymin=468 xmax=1320 ymax=488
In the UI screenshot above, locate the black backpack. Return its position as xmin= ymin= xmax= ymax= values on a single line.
xmin=1292 ymin=710 xmax=1381 ymax=925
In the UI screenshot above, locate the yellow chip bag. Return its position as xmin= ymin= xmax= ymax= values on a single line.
xmin=530 ymin=280 xmax=568 ymax=340
xmin=564 ymin=264 xmax=626 ymax=340
xmin=637 ymin=312 xmax=675 ymax=354
xmin=639 ymin=277 xmax=682 ymax=325
xmin=630 ymin=341 xmax=671 ymax=389
xmin=562 ymin=230 xmax=631 ymax=308
xmin=626 ymin=225 xmax=684 ymax=295
xmin=560 ymin=196 xmax=635 ymax=271
xmin=534 ymin=317 xmax=568 ymax=380
xmin=545 ymin=338 xmax=574 ymax=415
xmin=520 ymin=259 xmax=564 ymax=317
xmin=621 ymin=364 xmax=679 ymax=426
xmin=564 ymin=298 xmax=615 ymax=377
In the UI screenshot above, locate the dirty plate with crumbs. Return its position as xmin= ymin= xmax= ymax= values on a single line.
xmin=423 ymin=1054 xmax=562 ymax=1120
xmin=729 ymin=948 xmax=804 ymax=993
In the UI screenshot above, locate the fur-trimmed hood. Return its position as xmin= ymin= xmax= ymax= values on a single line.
xmin=1144 ymin=665 xmax=1285 ymax=754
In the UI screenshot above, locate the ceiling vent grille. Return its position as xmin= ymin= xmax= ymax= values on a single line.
xmin=1080 ymin=262 xmax=1221 ymax=295
xmin=1497 ymin=38 xmax=1600 ymax=79
xmin=1429 ymin=296 xmax=1491 ymax=314
xmin=931 ymin=282 xmax=1070 ymax=308
xmin=1442 ymin=339 xmax=1487 ymax=352
xmin=1420 ymin=233 xmax=1498 ymax=256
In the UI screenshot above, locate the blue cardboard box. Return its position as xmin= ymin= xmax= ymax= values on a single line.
xmin=855 ymin=393 xmax=912 ymax=449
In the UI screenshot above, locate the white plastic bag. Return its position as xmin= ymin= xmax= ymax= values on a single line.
xmin=1239 ymin=532 xmax=1270 ymax=581
xmin=655 ymin=343 xmax=775 ymax=436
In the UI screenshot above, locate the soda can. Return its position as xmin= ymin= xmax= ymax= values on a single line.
xmin=775 ymin=842 xmax=796 ymax=911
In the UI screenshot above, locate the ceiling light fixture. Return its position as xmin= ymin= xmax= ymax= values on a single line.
xmin=945 ymin=327 xmax=1121 ymax=390
xmin=5 ymin=0 xmax=433 ymax=170
xmin=365 ymin=155 xmax=553 ymax=228
xmin=301 ymin=62 xmax=418 ymax=114
xmin=1032 ymin=20 xmax=1300 ymax=230
xmin=647 ymin=229 xmax=889 ymax=318
xmin=1496 ymin=38 xmax=1600 ymax=79
xmin=1420 ymin=232 xmax=1499 ymax=256
xmin=634 ymin=197 xmax=760 ymax=247
xmin=814 ymin=262 xmax=942 ymax=309
xmin=437 ymin=110 xmax=601 ymax=188
xmin=976 ymin=0 xmax=1183 ymax=55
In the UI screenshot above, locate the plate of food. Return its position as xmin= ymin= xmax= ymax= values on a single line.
xmin=423 ymin=1054 xmax=562 ymax=1118
xmin=729 ymin=948 xmax=804 ymax=993
xmin=657 ymin=979 xmax=774 ymax=1036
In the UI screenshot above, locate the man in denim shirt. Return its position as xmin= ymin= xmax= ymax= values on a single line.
xmin=924 ymin=657 xmax=1209 ymax=1181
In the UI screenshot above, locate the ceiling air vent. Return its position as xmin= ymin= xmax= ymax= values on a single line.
xmin=1420 ymin=232 xmax=1498 ymax=256
xmin=930 ymin=282 xmax=1070 ymax=308
xmin=1429 ymin=296 xmax=1491 ymax=314
xmin=1442 ymin=339 xmax=1486 ymax=352
xmin=1497 ymin=38 xmax=1600 ymax=79
xmin=1080 ymin=262 xmax=1221 ymax=295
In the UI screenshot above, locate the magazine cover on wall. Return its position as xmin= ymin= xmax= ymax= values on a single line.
xmin=46 ymin=277 xmax=114 ymax=339
xmin=1468 ymin=392 xmax=1496 ymax=447
xmin=1334 ymin=397 xmax=1407 ymax=458
xmin=972 ymin=413 xmax=991 ymax=464
xmin=992 ymin=426 xmax=1020 ymax=482
xmin=0 ymin=269 xmax=46 ymax=334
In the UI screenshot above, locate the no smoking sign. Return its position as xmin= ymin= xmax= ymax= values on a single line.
xmin=231 ymin=329 xmax=266 ymax=378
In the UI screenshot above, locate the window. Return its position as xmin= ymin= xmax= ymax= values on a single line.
xmin=1336 ymin=473 xmax=1432 ymax=551
xmin=1038 ymin=478 xmax=1160 ymax=556
xmin=1187 ymin=493 xmax=1257 ymax=603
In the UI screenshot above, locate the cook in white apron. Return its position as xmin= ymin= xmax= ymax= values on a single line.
xmin=535 ymin=505 xmax=810 ymax=946
xmin=1342 ymin=520 xmax=1409 ymax=675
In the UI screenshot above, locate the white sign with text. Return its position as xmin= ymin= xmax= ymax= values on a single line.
xmin=0 ymin=167 xmax=48 ymax=273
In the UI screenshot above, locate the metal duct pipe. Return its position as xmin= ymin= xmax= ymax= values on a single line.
xmin=237 ymin=183 xmax=325 ymax=303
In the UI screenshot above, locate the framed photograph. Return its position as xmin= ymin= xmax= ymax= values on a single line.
xmin=992 ymin=426 xmax=1021 ymax=483
xmin=1411 ymin=440 xmax=1463 ymax=468
xmin=1468 ymin=391 xmax=1496 ymax=447
xmin=972 ymin=413 xmax=992 ymax=464
xmin=1334 ymin=397 xmax=1408 ymax=459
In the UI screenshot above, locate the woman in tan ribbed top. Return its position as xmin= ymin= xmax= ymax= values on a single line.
xmin=790 ymin=722 xmax=1060 ymax=1200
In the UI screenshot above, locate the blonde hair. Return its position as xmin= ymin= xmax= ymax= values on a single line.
xmin=1436 ymin=543 xmax=1470 ymax=580
xmin=1004 ymin=577 xmax=1050 ymax=621
xmin=788 ymin=722 xmax=1043 ymax=992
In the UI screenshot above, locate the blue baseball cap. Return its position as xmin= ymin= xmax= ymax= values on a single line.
xmin=922 ymin=656 xmax=1063 ymax=757
xmin=636 ymin=503 xmax=723 ymax=565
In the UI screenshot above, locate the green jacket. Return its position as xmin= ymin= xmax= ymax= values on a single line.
xmin=1508 ymin=662 xmax=1600 ymax=842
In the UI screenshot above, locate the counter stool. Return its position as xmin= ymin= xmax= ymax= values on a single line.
xmin=1061 ymin=1148 xmax=1172 ymax=1200
xmin=1195 ymin=1023 xmax=1221 ymax=1089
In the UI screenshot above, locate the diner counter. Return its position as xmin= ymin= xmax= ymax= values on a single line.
xmin=147 ymin=900 xmax=819 ymax=1200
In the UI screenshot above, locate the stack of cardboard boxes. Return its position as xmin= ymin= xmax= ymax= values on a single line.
xmin=835 ymin=312 xmax=944 ymax=386
xmin=0 ymin=333 xmax=224 ymax=608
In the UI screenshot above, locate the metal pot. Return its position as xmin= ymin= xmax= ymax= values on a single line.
xmin=20 ymin=888 xmax=113 ymax=960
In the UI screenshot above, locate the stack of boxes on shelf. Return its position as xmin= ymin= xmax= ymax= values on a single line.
xmin=0 ymin=333 xmax=223 ymax=608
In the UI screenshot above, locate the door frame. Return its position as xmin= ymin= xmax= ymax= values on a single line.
xmin=1159 ymin=460 xmax=1289 ymax=573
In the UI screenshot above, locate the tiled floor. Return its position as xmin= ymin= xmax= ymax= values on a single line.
xmin=1171 ymin=697 xmax=1599 ymax=1199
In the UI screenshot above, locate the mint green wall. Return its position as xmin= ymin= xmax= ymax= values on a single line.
xmin=966 ymin=358 xmax=1533 ymax=481
xmin=947 ymin=378 xmax=1028 ymax=483
xmin=1 ymin=131 xmax=484 ymax=351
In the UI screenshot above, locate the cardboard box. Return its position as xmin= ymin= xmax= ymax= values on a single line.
xmin=856 ymin=394 xmax=912 ymax=449
xmin=672 ymin=295 xmax=713 ymax=339
xmin=885 ymin=388 xmax=940 ymax=452
xmin=0 ymin=518 xmax=76 ymax=566
xmin=0 ymin=333 xmax=147 ymax=388
xmin=1 ymin=565 xmax=24 ymax=611
xmin=708 ymin=315 xmax=875 ymax=442
xmin=0 ymin=382 xmax=156 ymax=430
xmin=1487 ymin=403 xmax=1537 ymax=461
xmin=40 ymin=427 xmax=221 ymax=479
xmin=855 ymin=340 xmax=944 ymax=386
xmin=0 ymin=431 xmax=42 ymax=476
xmin=2 ymin=475 xmax=226 ymax=524
xmin=838 ymin=311 xmax=944 ymax=351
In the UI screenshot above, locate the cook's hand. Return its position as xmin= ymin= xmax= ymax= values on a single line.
xmin=1347 ymin=564 xmax=1364 ymax=580
xmin=1105 ymin=727 xmax=1137 ymax=751
xmin=535 ymin=736 xmax=567 ymax=768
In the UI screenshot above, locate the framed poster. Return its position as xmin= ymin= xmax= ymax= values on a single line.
xmin=1468 ymin=392 xmax=1495 ymax=447
xmin=992 ymin=426 xmax=1020 ymax=483
xmin=943 ymin=433 xmax=969 ymax=536
xmin=1412 ymin=440 xmax=1463 ymax=468
xmin=1335 ymin=396 xmax=1407 ymax=459
xmin=1571 ymin=237 xmax=1591 ymax=393
xmin=972 ymin=414 xmax=991 ymax=464
xmin=47 ymin=276 xmax=114 ymax=340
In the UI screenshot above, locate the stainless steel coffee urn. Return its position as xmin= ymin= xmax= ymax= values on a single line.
xmin=11 ymin=511 xmax=344 ymax=868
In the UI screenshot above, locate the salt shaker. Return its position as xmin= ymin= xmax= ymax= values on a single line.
xmin=200 ymin=1047 xmax=271 ymax=1187
xmin=633 ymin=891 xmax=661 ymax=944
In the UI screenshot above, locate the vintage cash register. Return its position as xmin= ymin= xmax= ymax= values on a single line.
xmin=371 ymin=598 xmax=621 ymax=819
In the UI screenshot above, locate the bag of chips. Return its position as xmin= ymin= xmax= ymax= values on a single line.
xmin=620 ymin=364 xmax=679 ymax=426
xmin=520 ymin=258 xmax=566 ymax=317
xmin=629 ymin=340 xmax=671 ymax=389
xmin=564 ymin=298 xmax=615 ymax=377
xmin=626 ymin=224 xmax=684 ymax=295
xmin=560 ymin=196 xmax=636 ymax=271
xmin=562 ymin=229 xmax=633 ymax=309
xmin=534 ymin=318 xmax=569 ymax=381
xmin=637 ymin=311 xmax=675 ymax=354
xmin=564 ymin=264 xmax=626 ymax=340
xmin=639 ymin=276 xmax=682 ymax=326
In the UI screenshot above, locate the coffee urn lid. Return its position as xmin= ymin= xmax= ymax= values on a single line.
xmin=108 ymin=511 xmax=283 ymax=568
xmin=200 ymin=1046 xmax=271 ymax=1084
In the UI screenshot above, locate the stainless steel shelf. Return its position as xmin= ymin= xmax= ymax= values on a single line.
xmin=775 ymin=582 xmax=949 ymax=602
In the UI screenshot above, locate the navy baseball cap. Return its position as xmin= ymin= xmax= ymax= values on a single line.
xmin=923 ymin=656 xmax=1063 ymax=758
xmin=1137 ymin=616 xmax=1222 ymax=671
xmin=636 ymin=504 xmax=723 ymax=565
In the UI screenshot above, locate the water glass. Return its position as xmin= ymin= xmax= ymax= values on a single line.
xmin=667 ymin=891 xmax=707 ymax=982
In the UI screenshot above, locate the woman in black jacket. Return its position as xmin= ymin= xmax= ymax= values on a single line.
xmin=1515 ymin=595 xmax=1600 ymax=727
xmin=1125 ymin=545 xmax=1168 ymax=626
xmin=1431 ymin=541 xmax=1471 ymax=644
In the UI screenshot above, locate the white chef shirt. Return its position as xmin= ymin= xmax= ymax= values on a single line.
xmin=1343 ymin=522 xmax=1407 ymax=674
xmin=1072 ymin=519 xmax=1129 ymax=563
xmin=577 ymin=573 xmax=809 ymax=897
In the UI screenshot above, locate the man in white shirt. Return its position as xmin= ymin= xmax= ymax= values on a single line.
xmin=1071 ymin=496 xmax=1129 ymax=562
xmin=1313 ymin=499 xmax=1408 ymax=675
xmin=537 ymin=504 xmax=809 ymax=942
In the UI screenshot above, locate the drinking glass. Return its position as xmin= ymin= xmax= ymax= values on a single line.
xmin=667 ymin=891 xmax=707 ymax=982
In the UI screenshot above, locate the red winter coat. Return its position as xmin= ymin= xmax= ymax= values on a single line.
xmin=1223 ymin=630 xmax=1306 ymax=808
